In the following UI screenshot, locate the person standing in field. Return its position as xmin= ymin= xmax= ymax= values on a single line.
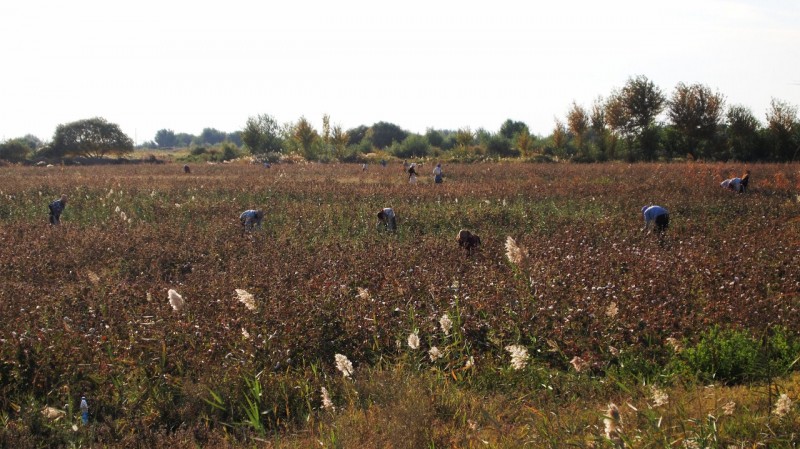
xmin=377 ymin=207 xmax=397 ymax=231
xmin=48 ymin=194 xmax=68 ymax=225
xmin=183 ymin=164 xmax=191 ymax=174
xmin=408 ymin=163 xmax=418 ymax=184
xmin=240 ymin=209 xmax=265 ymax=234
xmin=433 ymin=163 xmax=443 ymax=184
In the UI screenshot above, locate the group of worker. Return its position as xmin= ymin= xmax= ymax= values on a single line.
xmin=46 ymin=167 xmax=753 ymax=250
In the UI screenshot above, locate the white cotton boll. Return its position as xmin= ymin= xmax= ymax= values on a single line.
xmin=168 ymin=289 xmax=184 ymax=312
xmin=115 ymin=206 xmax=120 ymax=213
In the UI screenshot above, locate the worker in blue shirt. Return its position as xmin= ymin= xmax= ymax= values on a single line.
xmin=240 ymin=209 xmax=265 ymax=234
xmin=48 ymin=194 xmax=68 ymax=225
xmin=642 ymin=205 xmax=669 ymax=233
xmin=377 ymin=207 xmax=397 ymax=231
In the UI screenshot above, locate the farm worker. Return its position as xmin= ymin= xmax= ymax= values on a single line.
xmin=642 ymin=205 xmax=669 ymax=233
xmin=740 ymin=170 xmax=750 ymax=193
xmin=377 ymin=207 xmax=397 ymax=231
xmin=433 ymin=163 xmax=443 ymax=184
xmin=183 ymin=164 xmax=191 ymax=174
xmin=720 ymin=177 xmax=742 ymax=192
xmin=408 ymin=163 xmax=418 ymax=184
xmin=48 ymin=194 xmax=68 ymax=225
xmin=240 ymin=209 xmax=265 ymax=233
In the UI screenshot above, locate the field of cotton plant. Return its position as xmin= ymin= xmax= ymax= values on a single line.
xmin=1 ymin=161 xmax=799 ymax=447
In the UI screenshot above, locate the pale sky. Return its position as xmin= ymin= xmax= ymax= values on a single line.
xmin=2 ymin=0 xmax=798 ymax=144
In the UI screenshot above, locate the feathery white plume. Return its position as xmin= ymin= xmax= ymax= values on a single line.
xmin=439 ymin=314 xmax=453 ymax=336
xmin=168 ymin=289 xmax=184 ymax=312
xmin=335 ymin=354 xmax=354 ymax=378
xmin=505 ymin=344 xmax=529 ymax=370
xmin=408 ymin=332 xmax=420 ymax=350
xmin=235 ymin=289 xmax=256 ymax=311
xmin=505 ymin=236 xmax=526 ymax=265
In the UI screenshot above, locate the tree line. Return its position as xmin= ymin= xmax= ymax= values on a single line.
xmin=2 ymin=75 xmax=798 ymax=163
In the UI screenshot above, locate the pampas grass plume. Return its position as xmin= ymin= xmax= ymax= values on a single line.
xmin=168 ymin=289 xmax=184 ymax=312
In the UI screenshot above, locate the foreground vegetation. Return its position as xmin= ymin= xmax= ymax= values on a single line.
xmin=0 ymin=162 xmax=798 ymax=447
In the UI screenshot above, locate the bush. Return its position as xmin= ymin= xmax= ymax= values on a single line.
xmin=678 ymin=326 xmax=800 ymax=384
xmin=391 ymin=135 xmax=430 ymax=159
xmin=0 ymin=139 xmax=31 ymax=162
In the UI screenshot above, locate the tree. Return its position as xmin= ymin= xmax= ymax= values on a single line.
xmin=590 ymin=96 xmax=611 ymax=160
xmin=392 ymin=134 xmax=431 ymax=159
xmin=200 ymin=128 xmax=226 ymax=146
xmin=605 ymin=75 xmax=665 ymax=160
xmin=667 ymin=83 xmax=725 ymax=159
xmin=765 ymin=98 xmax=798 ymax=160
xmin=20 ymin=134 xmax=43 ymax=150
xmin=292 ymin=116 xmax=319 ymax=160
xmin=455 ymin=127 xmax=474 ymax=148
xmin=726 ymin=105 xmax=762 ymax=161
xmin=346 ymin=125 xmax=369 ymax=146
xmin=369 ymin=122 xmax=407 ymax=149
xmin=499 ymin=119 xmax=529 ymax=140
xmin=515 ymin=128 xmax=535 ymax=157
xmin=51 ymin=117 xmax=133 ymax=158
xmin=226 ymin=131 xmax=242 ymax=147
xmin=485 ymin=134 xmax=516 ymax=157
xmin=552 ymin=119 xmax=567 ymax=155
xmin=241 ymin=114 xmax=284 ymax=155
xmin=425 ymin=128 xmax=445 ymax=148
xmin=566 ymin=102 xmax=589 ymax=152
xmin=0 ymin=138 xmax=31 ymax=162
xmin=155 ymin=129 xmax=177 ymax=148
xmin=331 ymin=125 xmax=349 ymax=160
xmin=175 ymin=133 xmax=194 ymax=147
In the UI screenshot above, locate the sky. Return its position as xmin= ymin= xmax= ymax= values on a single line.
xmin=1 ymin=0 xmax=799 ymax=145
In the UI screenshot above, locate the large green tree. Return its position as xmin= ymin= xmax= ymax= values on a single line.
xmin=0 ymin=138 xmax=31 ymax=162
xmin=51 ymin=117 xmax=133 ymax=158
xmin=241 ymin=114 xmax=284 ymax=155
xmin=369 ymin=122 xmax=407 ymax=149
xmin=765 ymin=98 xmax=798 ymax=161
xmin=499 ymin=119 xmax=529 ymax=140
xmin=154 ymin=129 xmax=177 ymax=148
xmin=667 ymin=82 xmax=725 ymax=159
xmin=566 ymin=102 xmax=589 ymax=153
xmin=200 ymin=128 xmax=227 ymax=146
xmin=291 ymin=116 xmax=319 ymax=160
xmin=605 ymin=75 xmax=665 ymax=160
xmin=726 ymin=105 xmax=762 ymax=161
